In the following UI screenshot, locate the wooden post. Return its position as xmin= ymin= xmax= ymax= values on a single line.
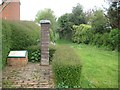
xmin=40 ymin=20 xmax=50 ymax=65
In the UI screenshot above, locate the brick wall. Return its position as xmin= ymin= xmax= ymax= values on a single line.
xmin=7 ymin=57 xmax=28 ymax=66
xmin=0 ymin=0 xmax=20 ymax=20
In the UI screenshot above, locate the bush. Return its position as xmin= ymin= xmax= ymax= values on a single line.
xmin=72 ymin=24 xmax=120 ymax=51
xmin=27 ymin=44 xmax=40 ymax=62
xmin=52 ymin=45 xmax=82 ymax=88
xmin=72 ymin=24 xmax=91 ymax=44
xmin=30 ymin=50 xmax=41 ymax=63
xmin=27 ymin=44 xmax=56 ymax=63
xmin=49 ymin=44 xmax=56 ymax=62
xmin=108 ymin=29 xmax=119 ymax=50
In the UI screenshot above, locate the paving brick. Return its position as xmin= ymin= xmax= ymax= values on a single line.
xmin=2 ymin=63 xmax=54 ymax=88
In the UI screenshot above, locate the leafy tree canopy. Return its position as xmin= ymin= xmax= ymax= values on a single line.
xmin=35 ymin=8 xmax=57 ymax=31
xmin=90 ymin=9 xmax=110 ymax=33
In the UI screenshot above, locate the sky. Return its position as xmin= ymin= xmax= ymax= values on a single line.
xmin=19 ymin=0 xmax=108 ymax=21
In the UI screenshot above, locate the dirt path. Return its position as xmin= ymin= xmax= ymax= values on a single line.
xmin=2 ymin=62 xmax=54 ymax=88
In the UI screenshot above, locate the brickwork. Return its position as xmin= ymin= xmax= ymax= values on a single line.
xmin=7 ymin=57 xmax=28 ymax=66
xmin=0 ymin=0 xmax=20 ymax=20
xmin=40 ymin=20 xmax=50 ymax=66
xmin=2 ymin=63 xmax=54 ymax=88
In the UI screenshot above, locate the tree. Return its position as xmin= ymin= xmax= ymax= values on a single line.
xmin=57 ymin=13 xmax=73 ymax=40
xmin=85 ymin=9 xmax=94 ymax=25
xmin=35 ymin=8 xmax=57 ymax=31
xmin=35 ymin=8 xmax=57 ymax=42
xmin=57 ymin=4 xmax=86 ymax=40
xmin=90 ymin=9 xmax=110 ymax=33
xmin=69 ymin=3 xmax=86 ymax=25
xmin=107 ymin=1 xmax=120 ymax=29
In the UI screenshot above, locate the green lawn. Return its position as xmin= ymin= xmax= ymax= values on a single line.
xmin=56 ymin=39 xmax=118 ymax=88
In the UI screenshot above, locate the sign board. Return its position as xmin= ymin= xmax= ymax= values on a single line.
xmin=8 ymin=50 xmax=27 ymax=58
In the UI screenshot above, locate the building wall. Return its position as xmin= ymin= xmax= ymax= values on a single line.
xmin=0 ymin=0 xmax=20 ymax=20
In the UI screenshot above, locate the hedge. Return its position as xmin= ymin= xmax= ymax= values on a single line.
xmin=52 ymin=45 xmax=82 ymax=88
xmin=0 ymin=20 xmax=1 ymax=69
xmin=10 ymin=21 xmax=40 ymax=50
xmin=2 ymin=20 xmax=40 ymax=67
xmin=2 ymin=20 xmax=12 ymax=67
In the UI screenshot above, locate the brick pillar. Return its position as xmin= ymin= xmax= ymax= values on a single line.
xmin=40 ymin=20 xmax=50 ymax=65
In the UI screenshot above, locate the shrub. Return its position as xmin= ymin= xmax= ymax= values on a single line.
xmin=30 ymin=50 xmax=41 ymax=63
xmin=52 ymin=45 xmax=82 ymax=88
xmin=49 ymin=44 xmax=56 ymax=62
xmin=72 ymin=24 xmax=91 ymax=44
xmin=27 ymin=44 xmax=40 ymax=62
xmin=27 ymin=44 xmax=56 ymax=63
xmin=72 ymin=24 xmax=119 ymax=51
xmin=108 ymin=29 xmax=119 ymax=50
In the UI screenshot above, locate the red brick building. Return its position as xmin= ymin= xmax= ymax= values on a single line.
xmin=0 ymin=0 xmax=20 ymax=20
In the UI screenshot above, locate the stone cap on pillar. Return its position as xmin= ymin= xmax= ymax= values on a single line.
xmin=40 ymin=20 xmax=51 ymax=24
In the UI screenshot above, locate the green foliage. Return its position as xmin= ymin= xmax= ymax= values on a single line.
xmin=56 ymin=39 xmax=118 ymax=88
xmin=107 ymin=1 xmax=120 ymax=28
xmin=3 ymin=80 xmax=13 ymax=88
xmin=10 ymin=21 xmax=40 ymax=50
xmin=30 ymin=50 xmax=40 ymax=63
xmin=52 ymin=45 xmax=82 ymax=88
xmin=50 ymin=29 xmax=54 ymax=42
xmin=2 ymin=20 xmax=40 ymax=67
xmin=27 ymin=44 xmax=40 ymax=62
xmin=57 ymin=13 xmax=73 ymax=40
xmin=72 ymin=24 xmax=92 ymax=44
xmin=49 ymin=44 xmax=56 ymax=62
xmin=27 ymin=44 xmax=56 ymax=63
xmin=90 ymin=9 xmax=110 ymax=34
xmin=72 ymin=23 xmax=119 ymax=51
xmin=57 ymin=4 xmax=86 ymax=40
xmin=35 ymin=8 xmax=57 ymax=42
xmin=108 ymin=28 xmax=119 ymax=50
xmin=2 ymin=20 xmax=12 ymax=67
xmin=70 ymin=3 xmax=86 ymax=25
xmin=91 ymin=28 xmax=119 ymax=50
xmin=35 ymin=8 xmax=57 ymax=30
xmin=0 ymin=20 xmax=2 ymax=69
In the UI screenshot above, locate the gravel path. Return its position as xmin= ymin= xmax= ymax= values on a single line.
xmin=2 ymin=62 xmax=54 ymax=88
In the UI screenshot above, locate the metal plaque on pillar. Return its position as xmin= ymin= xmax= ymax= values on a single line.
xmin=40 ymin=20 xmax=51 ymax=65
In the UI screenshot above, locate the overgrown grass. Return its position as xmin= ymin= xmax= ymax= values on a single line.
xmin=57 ymin=39 xmax=118 ymax=88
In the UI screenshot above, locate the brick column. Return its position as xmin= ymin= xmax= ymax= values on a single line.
xmin=40 ymin=20 xmax=50 ymax=65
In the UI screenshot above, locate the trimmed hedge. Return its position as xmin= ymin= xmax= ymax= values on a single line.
xmin=10 ymin=21 xmax=40 ymax=50
xmin=52 ymin=45 xmax=82 ymax=88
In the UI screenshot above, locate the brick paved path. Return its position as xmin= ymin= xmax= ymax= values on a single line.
xmin=2 ymin=62 xmax=54 ymax=88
